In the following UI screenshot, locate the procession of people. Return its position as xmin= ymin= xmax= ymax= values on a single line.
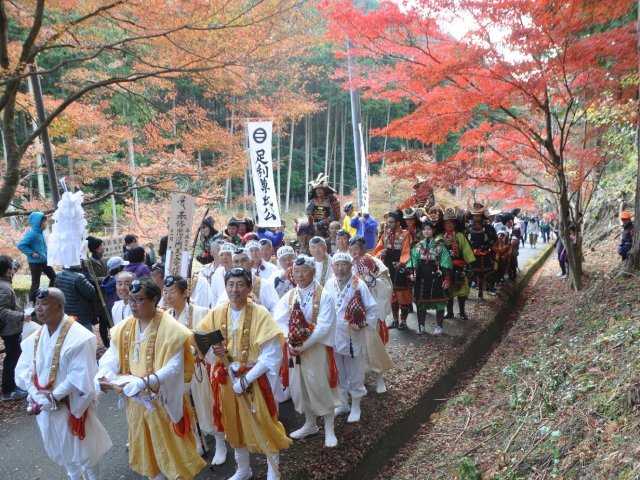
xmin=0 ymin=175 xmax=557 ymax=480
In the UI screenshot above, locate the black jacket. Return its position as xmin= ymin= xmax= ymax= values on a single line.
xmin=55 ymin=267 xmax=97 ymax=326
xmin=0 ymin=277 xmax=24 ymax=337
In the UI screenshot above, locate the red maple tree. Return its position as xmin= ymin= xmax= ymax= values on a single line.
xmin=322 ymin=0 xmax=636 ymax=289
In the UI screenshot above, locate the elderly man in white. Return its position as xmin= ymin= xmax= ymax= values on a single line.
xmin=324 ymin=252 xmax=378 ymax=423
xmin=191 ymin=240 xmax=230 ymax=308
xmin=309 ymin=236 xmax=334 ymax=287
xmin=273 ymin=255 xmax=341 ymax=448
xmin=271 ymin=245 xmax=297 ymax=299
xmin=246 ymin=240 xmax=278 ymax=280
xmin=16 ymin=287 xmax=112 ymax=480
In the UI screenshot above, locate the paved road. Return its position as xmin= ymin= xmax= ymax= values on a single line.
xmin=0 ymin=242 xmax=550 ymax=480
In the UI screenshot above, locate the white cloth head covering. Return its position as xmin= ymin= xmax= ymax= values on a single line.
xmin=219 ymin=243 xmax=236 ymax=254
xmin=47 ymin=190 xmax=87 ymax=268
xmin=294 ymin=254 xmax=315 ymax=268
xmin=309 ymin=236 xmax=326 ymax=246
xmin=332 ymin=252 xmax=353 ymax=264
xmin=245 ymin=240 xmax=260 ymax=251
xmin=277 ymin=245 xmax=295 ymax=259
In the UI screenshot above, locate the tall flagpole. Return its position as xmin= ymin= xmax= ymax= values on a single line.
xmin=346 ymin=40 xmax=363 ymax=208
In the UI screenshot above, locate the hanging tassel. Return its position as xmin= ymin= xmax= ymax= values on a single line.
xmin=349 ymin=336 xmax=354 ymax=358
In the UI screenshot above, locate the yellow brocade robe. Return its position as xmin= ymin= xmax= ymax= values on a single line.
xmin=196 ymin=302 xmax=292 ymax=454
xmin=111 ymin=311 xmax=206 ymax=480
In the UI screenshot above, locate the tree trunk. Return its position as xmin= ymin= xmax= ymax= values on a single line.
xmin=381 ymin=102 xmax=390 ymax=169
xmin=276 ymin=132 xmax=281 ymax=205
xmin=304 ymin=115 xmax=311 ymax=205
xmin=625 ymin=0 xmax=640 ymax=270
xmin=127 ymin=137 xmax=139 ymax=218
xmin=331 ymin=103 xmax=339 ymax=185
xmin=557 ymin=171 xmax=583 ymax=290
xmin=340 ymin=103 xmax=346 ymax=198
xmin=324 ymin=103 xmax=331 ymax=176
xmin=26 ymin=77 xmax=46 ymax=199
xmin=286 ymin=119 xmax=295 ymax=212
xmin=109 ymin=175 xmax=118 ymax=236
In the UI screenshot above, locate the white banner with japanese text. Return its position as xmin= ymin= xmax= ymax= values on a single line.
xmin=358 ymin=123 xmax=370 ymax=214
xmin=166 ymin=193 xmax=195 ymax=278
xmin=247 ymin=121 xmax=281 ymax=227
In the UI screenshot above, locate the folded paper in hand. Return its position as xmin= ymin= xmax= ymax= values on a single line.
xmin=194 ymin=329 xmax=224 ymax=356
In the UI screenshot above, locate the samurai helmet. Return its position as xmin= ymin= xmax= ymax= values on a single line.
xmin=402 ymin=207 xmax=417 ymax=220
xmin=470 ymin=202 xmax=486 ymax=216
xmin=428 ymin=204 xmax=443 ymax=222
xmin=309 ymin=173 xmax=337 ymax=197
xmin=443 ymin=207 xmax=457 ymax=221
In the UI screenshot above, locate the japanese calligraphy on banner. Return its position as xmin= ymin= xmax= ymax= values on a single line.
xmin=166 ymin=193 xmax=195 ymax=277
xmin=247 ymin=121 xmax=281 ymax=228
xmin=358 ymin=123 xmax=370 ymax=214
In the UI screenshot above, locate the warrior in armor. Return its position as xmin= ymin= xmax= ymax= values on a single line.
xmin=493 ymin=227 xmax=512 ymax=285
xmin=467 ymin=203 xmax=497 ymax=299
xmin=442 ymin=208 xmax=475 ymax=320
xmin=306 ymin=174 xmax=341 ymax=240
xmin=372 ymin=210 xmax=412 ymax=330
xmin=407 ymin=220 xmax=452 ymax=335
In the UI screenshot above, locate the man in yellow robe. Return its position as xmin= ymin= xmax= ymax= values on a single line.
xmin=197 ymin=267 xmax=291 ymax=480
xmin=97 ymin=278 xmax=206 ymax=480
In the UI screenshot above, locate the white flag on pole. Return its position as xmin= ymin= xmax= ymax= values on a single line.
xmin=358 ymin=123 xmax=370 ymax=214
xmin=247 ymin=121 xmax=281 ymax=227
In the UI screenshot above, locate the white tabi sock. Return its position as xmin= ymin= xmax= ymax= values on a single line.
xmin=227 ymin=448 xmax=252 ymax=480
xmin=211 ymin=431 xmax=228 ymax=466
xmin=266 ymin=454 xmax=280 ymax=480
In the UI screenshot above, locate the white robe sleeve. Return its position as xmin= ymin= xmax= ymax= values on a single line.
xmin=63 ymin=337 xmax=99 ymax=417
xmin=150 ymin=350 xmax=185 ymax=424
xmin=303 ymin=291 xmax=336 ymax=348
xmin=359 ymin=282 xmax=379 ymax=329
xmin=272 ymin=292 xmax=292 ymax=336
xmin=191 ymin=273 xmax=212 ymax=308
xmin=244 ymin=336 xmax=282 ymax=384
xmin=15 ymin=335 xmax=36 ymax=398
xmin=259 ymin=280 xmax=279 ymax=313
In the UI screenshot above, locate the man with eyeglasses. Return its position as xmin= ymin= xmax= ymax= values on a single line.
xmin=15 ymin=287 xmax=112 ymax=480
xmin=96 ymin=278 xmax=206 ymax=480
xmin=216 ymin=249 xmax=279 ymax=314
xmin=308 ymin=236 xmax=334 ymax=287
xmin=196 ymin=267 xmax=291 ymax=480
xmin=163 ymin=275 xmax=227 ymax=465
xmin=273 ymin=255 xmax=341 ymax=448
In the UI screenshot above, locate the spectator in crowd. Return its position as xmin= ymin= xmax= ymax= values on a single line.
xmin=158 ymin=235 xmax=168 ymax=265
xmin=150 ymin=263 xmax=165 ymax=289
xmin=85 ymin=236 xmax=108 ymax=278
xmin=328 ymin=220 xmax=341 ymax=254
xmin=17 ymin=211 xmax=56 ymax=302
xmin=0 ymin=255 xmax=30 ymax=401
xmin=195 ymin=216 xmax=219 ymax=265
xmin=335 ymin=229 xmax=351 ymax=254
xmin=259 ymin=238 xmax=276 ymax=264
xmin=144 ymin=242 xmax=156 ymax=268
xmin=342 ymin=202 xmax=357 ymax=237
xmin=528 ymin=217 xmax=540 ymax=248
xmin=618 ymin=211 xmax=634 ymax=261
xmin=83 ymin=236 xmax=110 ymax=347
xmin=122 ymin=234 xmax=138 ymax=261
xmin=256 ymin=225 xmax=285 ymax=251
xmin=101 ymin=256 xmax=128 ymax=314
xmin=124 ymin=246 xmax=151 ymax=278
xmin=350 ymin=211 xmax=379 ymax=250
xmin=112 ymin=271 xmax=134 ymax=325
xmin=55 ymin=263 xmax=97 ymax=331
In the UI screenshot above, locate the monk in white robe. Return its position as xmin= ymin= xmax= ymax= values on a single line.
xmin=273 ymin=255 xmax=341 ymax=447
xmin=246 ymin=240 xmax=278 ymax=280
xmin=16 ymin=288 xmax=112 ymax=480
xmin=271 ymin=245 xmax=297 ymax=299
xmin=163 ymin=274 xmax=228 ymax=466
xmin=309 ymin=236 xmax=334 ymax=287
xmin=324 ymin=253 xmax=378 ymax=423
xmin=112 ymin=271 xmax=134 ymax=325
xmin=350 ymin=237 xmax=394 ymax=393
xmin=192 ymin=241 xmax=233 ymax=308
xmin=97 ymin=278 xmax=206 ymax=480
